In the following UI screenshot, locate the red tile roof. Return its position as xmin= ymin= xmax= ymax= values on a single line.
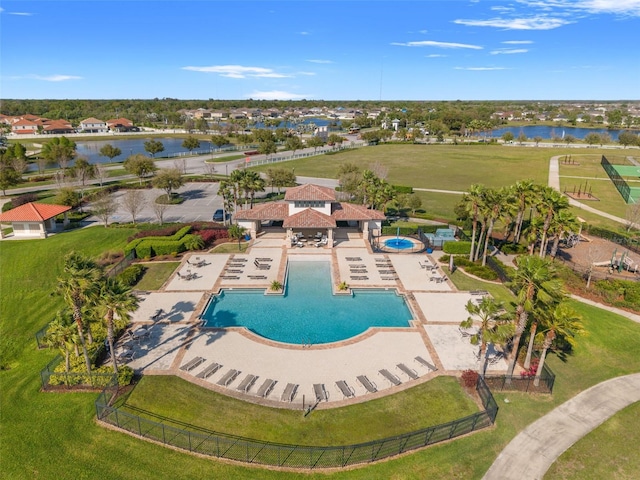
xmin=106 ymin=117 xmax=133 ymax=127
xmin=283 ymin=208 xmax=336 ymax=228
xmin=80 ymin=117 xmax=105 ymax=125
xmin=285 ymin=184 xmax=336 ymax=202
xmin=234 ymin=202 xmax=290 ymax=221
xmin=0 ymin=202 xmax=71 ymax=222
xmin=332 ymin=202 xmax=386 ymax=221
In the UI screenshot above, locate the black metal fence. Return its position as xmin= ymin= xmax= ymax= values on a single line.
xmin=601 ymin=155 xmax=632 ymax=203
xmin=484 ymin=361 xmax=556 ymax=394
xmin=106 ymin=250 xmax=136 ymax=277
xmin=95 ymin=377 xmax=498 ymax=469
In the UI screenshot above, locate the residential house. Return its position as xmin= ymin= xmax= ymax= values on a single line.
xmin=78 ymin=117 xmax=108 ymax=133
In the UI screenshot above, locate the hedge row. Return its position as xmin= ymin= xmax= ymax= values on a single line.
xmin=393 ymin=185 xmax=413 ymax=194
xmin=443 ymin=241 xmax=472 ymax=255
xmin=125 ymin=226 xmax=200 ymax=258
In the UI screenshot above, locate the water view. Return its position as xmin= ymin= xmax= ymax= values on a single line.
xmin=490 ymin=125 xmax=638 ymax=141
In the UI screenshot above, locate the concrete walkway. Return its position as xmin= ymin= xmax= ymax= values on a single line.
xmin=483 ymin=373 xmax=640 ymax=480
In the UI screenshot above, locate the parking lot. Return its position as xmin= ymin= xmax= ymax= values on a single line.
xmin=105 ymin=182 xmax=224 ymax=225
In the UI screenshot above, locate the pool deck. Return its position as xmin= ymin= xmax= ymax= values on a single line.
xmin=120 ymin=231 xmax=509 ymax=408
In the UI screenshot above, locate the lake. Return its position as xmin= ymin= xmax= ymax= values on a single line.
xmin=489 ymin=125 xmax=638 ymax=141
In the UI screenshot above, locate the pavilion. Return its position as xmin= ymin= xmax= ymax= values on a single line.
xmin=235 ymin=184 xmax=386 ymax=246
xmin=0 ymin=202 xmax=71 ymax=239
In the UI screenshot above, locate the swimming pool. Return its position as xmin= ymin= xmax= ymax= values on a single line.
xmin=201 ymin=261 xmax=413 ymax=344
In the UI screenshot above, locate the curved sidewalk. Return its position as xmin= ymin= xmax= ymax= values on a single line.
xmin=483 ymin=373 xmax=640 ymax=480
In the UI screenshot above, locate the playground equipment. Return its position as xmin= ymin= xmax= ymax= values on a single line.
xmin=609 ymin=249 xmax=639 ymax=273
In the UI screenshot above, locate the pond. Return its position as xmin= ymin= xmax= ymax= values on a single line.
xmin=489 ymin=125 xmax=638 ymax=141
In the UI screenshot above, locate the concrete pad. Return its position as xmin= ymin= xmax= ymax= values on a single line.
xmin=389 ymin=254 xmax=451 ymax=291
xmin=180 ymin=330 xmax=435 ymax=404
xmin=132 ymin=292 xmax=204 ymax=323
xmin=425 ymin=324 xmax=507 ymax=372
xmin=164 ymin=254 xmax=228 ymax=291
xmin=122 ymin=323 xmax=194 ymax=371
xmin=414 ymin=292 xmax=475 ymax=323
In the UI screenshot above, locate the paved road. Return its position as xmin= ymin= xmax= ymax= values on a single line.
xmin=483 ymin=373 xmax=640 ymax=480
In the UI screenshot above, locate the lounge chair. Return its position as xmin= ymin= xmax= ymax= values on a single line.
xmin=415 ymin=356 xmax=437 ymax=371
xmin=397 ymin=363 xmax=419 ymax=380
xmin=180 ymin=356 xmax=206 ymax=372
xmin=195 ymin=362 xmax=222 ymax=379
xmin=254 ymin=260 xmax=270 ymax=270
xmin=379 ymin=369 xmax=402 ymax=386
xmin=336 ymin=380 xmax=355 ymax=399
xmin=313 ymin=383 xmax=328 ymax=402
xmin=216 ymin=369 xmax=240 ymax=387
xmin=281 ymin=383 xmax=298 ymax=402
xmin=256 ymin=257 xmax=272 ymax=262
xmin=357 ymin=375 xmax=377 ymax=393
xmin=236 ymin=374 xmax=258 ymax=393
xmin=117 ymin=349 xmax=135 ymax=362
xmin=256 ymin=379 xmax=277 ymax=398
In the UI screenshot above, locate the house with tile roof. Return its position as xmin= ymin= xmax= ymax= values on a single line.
xmin=79 ymin=117 xmax=107 ymax=133
xmin=11 ymin=118 xmax=39 ymax=135
xmin=41 ymin=119 xmax=75 ymax=135
xmin=234 ymin=183 xmax=386 ymax=247
xmin=0 ymin=202 xmax=71 ymax=239
xmin=106 ymin=118 xmax=137 ymax=132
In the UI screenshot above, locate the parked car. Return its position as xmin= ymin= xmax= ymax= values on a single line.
xmin=213 ymin=209 xmax=230 ymax=222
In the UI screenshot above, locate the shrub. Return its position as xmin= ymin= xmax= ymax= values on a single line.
xmin=197 ymin=228 xmax=228 ymax=247
xmin=443 ymin=241 xmax=471 ymax=255
xmin=96 ymin=250 xmax=124 ymax=267
xmin=500 ymin=243 xmax=528 ymax=254
xmin=12 ymin=193 xmax=38 ymax=208
xmin=461 ymin=369 xmax=479 ymax=388
xmin=117 ymin=264 xmax=146 ymax=286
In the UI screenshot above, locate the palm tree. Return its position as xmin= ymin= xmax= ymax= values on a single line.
xmin=228 ymin=224 xmax=247 ymax=251
xmin=95 ymin=277 xmax=139 ymax=374
xmin=511 ymin=180 xmax=536 ymax=244
xmin=537 ymin=187 xmax=570 ymax=258
xmin=479 ymin=188 xmax=506 ymax=266
xmin=217 ymin=180 xmax=234 ymax=226
xmin=523 ymin=215 xmax=545 ymax=255
xmin=44 ymin=313 xmax=80 ymax=377
xmin=244 ymin=171 xmax=265 ymax=209
xmin=548 ymin=209 xmax=580 ymax=259
xmin=463 ymin=184 xmax=485 ymax=262
xmin=461 ymin=297 xmax=514 ymax=376
xmin=506 ymin=255 xmax=564 ymax=378
xmin=56 ymin=252 xmax=101 ymax=375
xmin=533 ymin=303 xmax=585 ymax=386
xmin=473 ymin=187 xmax=494 ymax=262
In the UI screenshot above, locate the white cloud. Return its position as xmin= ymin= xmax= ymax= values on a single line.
xmin=392 ymin=40 xmax=483 ymax=49
xmin=419 ymin=29 xmax=428 ymax=34
xmin=503 ymin=40 xmax=534 ymax=44
xmin=181 ymin=65 xmax=292 ymax=78
xmin=519 ymin=0 xmax=640 ymax=16
xmin=454 ymin=67 xmax=508 ymax=71
xmin=491 ymin=6 xmax=515 ymax=12
xmin=306 ymin=59 xmax=333 ymax=64
xmin=26 ymin=74 xmax=82 ymax=82
xmin=245 ymin=90 xmax=311 ymax=100
xmin=297 ymin=71 xmax=316 ymax=76
xmin=491 ymin=48 xmax=529 ymax=54
xmin=298 ymin=31 xmax=309 ymax=35
xmin=426 ymin=54 xmax=448 ymax=58
xmin=454 ymin=16 xmax=571 ymax=29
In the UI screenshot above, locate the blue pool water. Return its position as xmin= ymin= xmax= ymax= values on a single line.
xmin=384 ymin=238 xmax=414 ymax=250
xmin=202 ymin=261 xmax=413 ymax=344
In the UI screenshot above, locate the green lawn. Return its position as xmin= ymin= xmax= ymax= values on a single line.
xmin=120 ymin=375 xmax=478 ymax=445
xmin=133 ymin=261 xmax=180 ymax=290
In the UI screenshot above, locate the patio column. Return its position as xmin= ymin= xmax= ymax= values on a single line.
xmin=328 ymin=228 xmax=334 ymax=248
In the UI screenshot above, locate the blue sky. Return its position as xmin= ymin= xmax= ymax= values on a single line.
xmin=1 ymin=0 xmax=639 ymax=101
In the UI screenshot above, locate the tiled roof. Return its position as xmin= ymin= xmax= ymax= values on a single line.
xmin=234 ymin=202 xmax=289 ymax=221
xmin=284 ymin=184 xmax=336 ymax=202
xmin=106 ymin=117 xmax=133 ymax=126
xmin=80 ymin=117 xmax=105 ymax=124
xmin=332 ymin=202 xmax=386 ymax=221
xmin=12 ymin=119 xmax=38 ymax=127
xmin=283 ymin=208 xmax=336 ymax=228
xmin=0 ymin=202 xmax=71 ymax=222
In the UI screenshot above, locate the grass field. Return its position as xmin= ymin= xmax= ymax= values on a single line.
xmin=119 ymin=375 xmax=478 ymax=445
xmin=134 ymin=262 xmax=180 ymax=290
